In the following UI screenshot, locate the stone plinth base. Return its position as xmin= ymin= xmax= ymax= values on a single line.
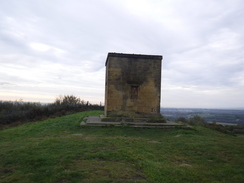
xmin=81 ymin=116 xmax=191 ymax=128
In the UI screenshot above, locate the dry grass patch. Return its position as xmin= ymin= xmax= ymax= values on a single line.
xmin=72 ymin=159 xmax=147 ymax=183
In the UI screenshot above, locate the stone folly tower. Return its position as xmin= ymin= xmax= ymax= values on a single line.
xmin=104 ymin=53 xmax=162 ymax=118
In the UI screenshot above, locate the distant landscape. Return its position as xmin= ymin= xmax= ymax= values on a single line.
xmin=161 ymin=108 xmax=244 ymax=126
xmin=1 ymin=96 xmax=244 ymax=129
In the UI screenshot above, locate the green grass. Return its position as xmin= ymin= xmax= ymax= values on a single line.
xmin=0 ymin=110 xmax=244 ymax=183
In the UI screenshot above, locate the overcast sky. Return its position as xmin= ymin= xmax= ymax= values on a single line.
xmin=1 ymin=0 xmax=244 ymax=109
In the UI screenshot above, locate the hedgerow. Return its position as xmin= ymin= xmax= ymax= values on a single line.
xmin=0 ymin=95 xmax=103 ymax=128
xmin=177 ymin=115 xmax=244 ymax=135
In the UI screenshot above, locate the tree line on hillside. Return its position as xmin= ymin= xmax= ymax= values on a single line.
xmin=0 ymin=95 xmax=104 ymax=128
xmin=177 ymin=115 xmax=244 ymax=135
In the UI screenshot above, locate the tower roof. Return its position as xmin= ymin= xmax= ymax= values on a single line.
xmin=105 ymin=52 xmax=163 ymax=66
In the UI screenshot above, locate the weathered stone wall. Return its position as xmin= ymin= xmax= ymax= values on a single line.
xmin=105 ymin=53 xmax=162 ymax=118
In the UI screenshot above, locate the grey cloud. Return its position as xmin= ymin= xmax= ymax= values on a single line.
xmin=0 ymin=0 xmax=243 ymax=107
xmin=0 ymin=82 xmax=13 ymax=86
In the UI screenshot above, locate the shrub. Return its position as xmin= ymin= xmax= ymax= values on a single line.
xmin=177 ymin=117 xmax=188 ymax=123
xmin=0 ymin=96 xmax=104 ymax=128
xmin=188 ymin=115 xmax=207 ymax=126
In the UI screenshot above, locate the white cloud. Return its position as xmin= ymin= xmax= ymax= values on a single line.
xmin=0 ymin=0 xmax=243 ymax=108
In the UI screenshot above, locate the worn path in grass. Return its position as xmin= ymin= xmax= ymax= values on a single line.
xmin=0 ymin=110 xmax=244 ymax=183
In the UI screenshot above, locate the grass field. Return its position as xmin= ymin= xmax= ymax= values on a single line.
xmin=0 ymin=110 xmax=244 ymax=183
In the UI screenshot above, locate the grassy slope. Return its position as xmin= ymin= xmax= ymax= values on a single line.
xmin=0 ymin=110 xmax=243 ymax=183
